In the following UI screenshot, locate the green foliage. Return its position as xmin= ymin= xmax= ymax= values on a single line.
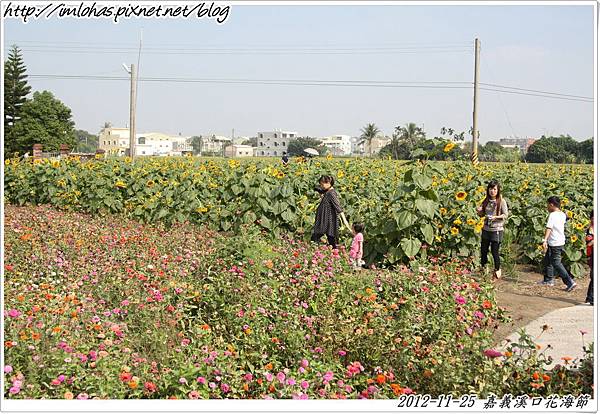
xmin=525 ymin=135 xmax=580 ymax=164
xmin=75 ymin=129 xmax=98 ymax=153
xmin=10 ymin=91 xmax=77 ymax=153
xmin=4 ymin=45 xmax=32 ymax=156
xmin=286 ymin=137 xmax=326 ymax=156
xmin=3 ymin=157 xmax=593 ymax=275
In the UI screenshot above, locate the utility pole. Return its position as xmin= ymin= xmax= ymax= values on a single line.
xmin=129 ymin=64 xmax=137 ymax=159
xmin=471 ymin=38 xmax=480 ymax=166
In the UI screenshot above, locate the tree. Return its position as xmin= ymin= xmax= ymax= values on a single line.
xmin=4 ymin=45 xmax=32 ymax=155
xmin=379 ymin=130 xmax=410 ymax=160
xmin=287 ymin=137 xmax=326 ymax=156
xmin=359 ymin=123 xmax=380 ymax=157
xmin=577 ymin=138 xmax=593 ymax=164
xmin=525 ymin=135 xmax=579 ymax=164
xmin=190 ymin=136 xmax=203 ymax=155
xmin=10 ymin=91 xmax=76 ymax=153
xmin=242 ymin=137 xmax=258 ymax=147
xmin=395 ymin=122 xmax=425 ymax=149
xmin=75 ymin=129 xmax=98 ymax=153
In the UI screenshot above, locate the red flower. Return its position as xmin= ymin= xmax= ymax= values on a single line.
xmin=144 ymin=381 xmax=157 ymax=393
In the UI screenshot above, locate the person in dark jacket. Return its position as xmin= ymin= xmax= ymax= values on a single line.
xmin=311 ymin=175 xmax=351 ymax=249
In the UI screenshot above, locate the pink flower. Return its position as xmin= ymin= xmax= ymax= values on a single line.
xmin=300 ymin=359 xmax=309 ymax=368
xmin=4 ymin=365 xmax=13 ymax=373
xmin=455 ymin=295 xmax=466 ymax=305
xmin=57 ymin=375 xmax=65 ymax=382
xmin=179 ymin=377 xmax=187 ymax=384
xmin=121 ymin=300 xmax=129 ymax=306
xmin=7 ymin=309 xmax=21 ymax=318
xmin=76 ymin=393 xmax=89 ymax=400
xmin=292 ymin=393 xmax=309 ymax=399
xmin=220 ymin=383 xmax=230 ymax=393
xmin=323 ymin=371 xmax=334 ymax=382
xmin=243 ymin=373 xmax=253 ymax=382
xmin=287 ymin=378 xmax=296 ymax=386
xmin=483 ymin=349 xmax=503 ymax=358
xmin=403 ymin=387 xmax=414 ymax=394
xmin=301 ymin=380 xmax=310 ymax=390
xmin=338 ymin=350 xmax=346 ymax=356
xmin=265 ymin=372 xmax=273 ymax=382
xmin=474 ymin=311 xmax=484 ymax=319
xmin=197 ymin=376 xmax=206 ymax=384
xmin=188 ymin=390 xmax=200 ymax=399
xmin=9 ymin=387 xmax=20 ymax=394
xmin=276 ymin=372 xmax=286 ymax=383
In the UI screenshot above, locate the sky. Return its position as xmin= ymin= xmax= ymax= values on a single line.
xmin=2 ymin=2 xmax=596 ymax=141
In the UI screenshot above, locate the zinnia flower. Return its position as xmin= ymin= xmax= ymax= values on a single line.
xmin=483 ymin=349 xmax=503 ymax=358
xmin=455 ymin=191 xmax=467 ymax=201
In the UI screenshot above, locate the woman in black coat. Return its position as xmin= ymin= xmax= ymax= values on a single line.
xmin=311 ymin=175 xmax=351 ymax=249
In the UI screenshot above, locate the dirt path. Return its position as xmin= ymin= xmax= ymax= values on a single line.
xmin=491 ymin=265 xmax=591 ymax=344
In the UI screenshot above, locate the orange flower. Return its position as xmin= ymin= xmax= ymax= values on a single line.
xmin=265 ymin=260 xmax=274 ymax=269
xmin=390 ymin=383 xmax=403 ymax=396
xmin=243 ymin=383 xmax=249 ymax=392
xmin=265 ymin=362 xmax=273 ymax=371
xmin=4 ymin=341 xmax=15 ymax=348
xmin=17 ymin=295 xmax=25 ymax=302
xmin=423 ymin=369 xmax=433 ymax=378
xmin=376 ymin=374 xmax=386 ymax=384
xmin=543 ymin=374 xmax=550 ymax=382
xmin=530 ymin=382 xmax=544 ymax=389
xmin=532 ymin=372 xmax=540 ymax=381
xmin=257 ymin=378 xmax=263 ymax=385
xmin=561 ymin=356 xmax=573 ymax=363
xmin=504 ymin=351 xmax=513 ymax=357
xmin=64 ymin=391 xmax=74 ymax=399
xmin=482 ymin=300 xmax=492 ymax=309
xmin=31 ymin=332 xmax=41 ymax=341
xmin=52 ymin=326 xmax=62 ymax=334
xmin=200 ymin=324 xmax=210 ymax=331
xmin=20 ymin=233 xmax=32 ymax=241
xmin=268 ymin=384 xmax=276 ymax=393
xmin=128 ymin=380 xmax=138 ymax=389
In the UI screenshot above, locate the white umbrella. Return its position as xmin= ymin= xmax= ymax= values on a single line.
xmin=303 ymin=148 xmax=319 ymax=156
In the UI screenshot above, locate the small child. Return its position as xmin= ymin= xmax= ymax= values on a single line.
xmin=585 ymin=210 xmax=594 ymax=305
xmin=350 ymin=223 xmax=365 ymax=269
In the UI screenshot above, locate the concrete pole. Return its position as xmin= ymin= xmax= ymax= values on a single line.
xmin=472 ymin=38 xmax=481 ymax=164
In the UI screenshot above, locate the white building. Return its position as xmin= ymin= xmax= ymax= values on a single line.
xmin=256 ymin=129 xmax=297 ymax=157
xmin=321 ymin=135 xmax=352 ymax=156
xmin=225 ymin=144 xmax=254 ymax=157
xmin=351 ymin=135 xmax=390 ymax=156
xmin=201 ymin=135 xmax=232 ymax=154
xmin=98 ymin=127 xmax=130 ymax=155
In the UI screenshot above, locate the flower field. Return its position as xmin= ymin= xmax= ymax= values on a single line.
xmin=4 ymin=156 xmax=594 ymax=275
xmin=3 ymin=205 xmax=594 ymax=399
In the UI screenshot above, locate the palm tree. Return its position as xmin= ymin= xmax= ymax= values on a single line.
xmin=359 ymin=123 xmax=380 ymax=157
xmin=395 ymin=123 xmax=425 ymax=150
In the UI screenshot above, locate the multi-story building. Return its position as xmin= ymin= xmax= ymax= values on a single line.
xmin=256 ymin=129 xmax=297 ymax=157
xmin=321 ymin=135 xmax=352 ymax=156
xmin=352 ymin=135 xmax=390 ymax=156
xmin=98 ymin=127 xmax=130 ymax=155
xmin=201 ymin=135 xmax=232 ymax=154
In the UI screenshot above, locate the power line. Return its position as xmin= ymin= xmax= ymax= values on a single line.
xmin=480 ymin=82 xmax=591 ymax=100
xmin=27 ymin=73 xmax=594 ymax=101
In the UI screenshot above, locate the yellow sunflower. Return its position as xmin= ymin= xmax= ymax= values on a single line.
xmin=467 ymin=218 xmax=477 ymax=226
xmin=566 ymin=211 xmax=574 ymax=219
xmin=453 ymin=218 xmax=462 ymax=225
xmin=443 ymin=142 xmax=456 ymax=152
xmin=450 ymin=227 xmax=459 ymax=236
xmin=455 ymin=191 xmax=467 ymax=201
xmin=440 ymin=208 xmax=447 ymax=215
xmin=570 ymin=235 xmax=578 ymax=243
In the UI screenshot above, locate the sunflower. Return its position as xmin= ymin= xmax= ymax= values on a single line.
xmin=467 ymin=218 xmax=477 ymax=226
xmin=453 ymin=218 xmax=462 ymax=225
xmin=443 ymin=142 xmax=456 ymax=152
xmin=571 ymin=235 xmax=578 ymax=243
xmin=455 ymin=191 xmax=467 ymax=201
xmin=474 ymin=224 xmax=483 ymax=233
xmin=575 ymin=223 xmax=584 ymax=231
xmin=566 ymin=210 xmax=574 ymax=219
xmin=450 ymin=227 xmax=459 ymax=236
xmin=440 ymin=208 xmax=447 ymax=215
